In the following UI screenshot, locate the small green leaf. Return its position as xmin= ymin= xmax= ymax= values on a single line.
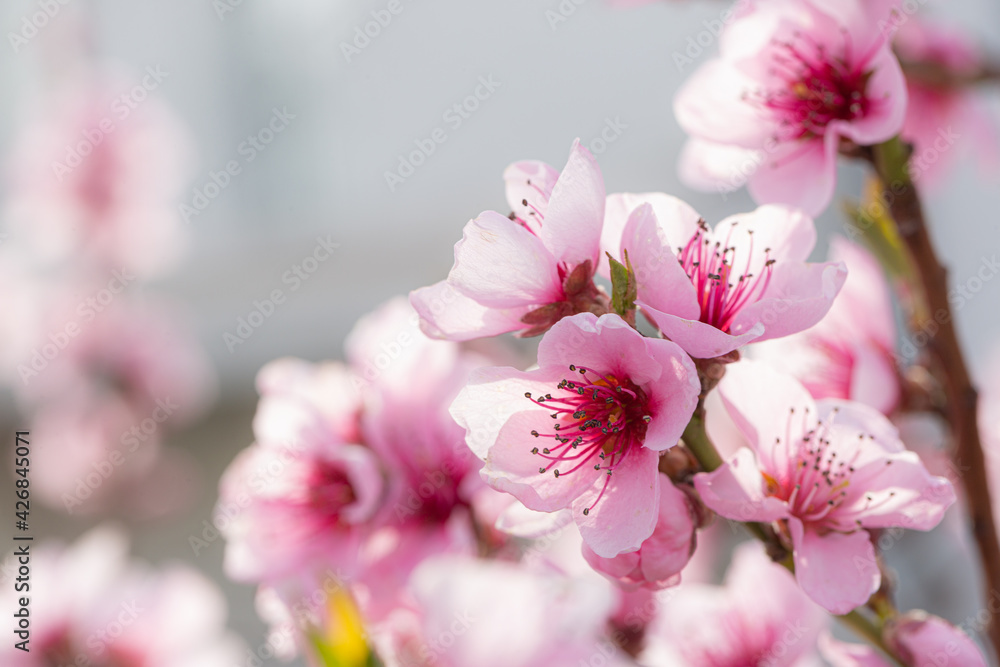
xmin=608 ymin=250 xmax=637 ymax=326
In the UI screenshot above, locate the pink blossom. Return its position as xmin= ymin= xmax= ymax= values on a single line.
xmin=28 ymin=398 xmax=197 ymax=517
xmin=4 ymin=75 xmax=193 ymax=278
xmin=642 ymin=542 xmax=827 ymax=667
xmin=451 ymin=312 xmax=699 ymax=557
xmin=695 ymin=360 xmax=955 ymax=613
xmin=674 ymin=0 xmax=907 ymax=215
xmin=377 ymin=555 xmax=632 ymax=667
xmin=0 ymin=526 xmax=242 ymax=667
xmin=345 ymin=298 xmax=506 ymax=618
xmin=253 ymin=356 xmax=363 ymax=447
xmin=217 ymin=431 xmax=383 ymax=585
xmin=820 ymin=612 xmax=988 ymax=666
xmin=603 ymin=194 xmax=846 ymax=358
xmin=754 ymin=237 xmax=900 ymax=414
xmin=346 ymin=298 xmax=498 ymax=526
xmin=581 ymin=473 xmax=696 ymax=590
xmin=219 ymin=298 xmax=509 ymax=621
xmin=895 ymin=19 xmax=1000 ymax=188
xmin=219 ymin=345 xmax=379 ymax=585
xmin=15 ymin=294 xmax=213 ymax=517
xmin=15 ymin=293 xmax=215 ymax=424
xmin=410 ymin=140 xmax=607 ymax=340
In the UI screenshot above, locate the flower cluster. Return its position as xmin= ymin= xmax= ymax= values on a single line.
xmin=211 ymin=128 xmax=984 ymax=665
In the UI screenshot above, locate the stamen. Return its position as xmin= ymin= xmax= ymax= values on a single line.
xmin=524 ymin=366 xmax=650 ymax=515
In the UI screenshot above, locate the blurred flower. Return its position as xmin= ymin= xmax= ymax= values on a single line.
xmin=695 ymin=360 xmax=955 ymax=613
xmin=452 ymin=312 xmax=699 ymax=558
xmin=219 ymin=297 xmax=514 ymax=641
xmin=603 ymin=195 xmax=846 ymax=359
xmin=218 ymin=427 xmax=383 ymax=585
xmin=895 ymin=18 xmax=1000 ymax=188
xmin=754 ymin=237 xmax=901 ymax=414
xmin=14 ymin=293 xmax=214 ymax=421
xmin=820 ymin=612 xmax=988 ymax=666
xmin=582 ymin=473 xmax=696 ymax=590
xmin=410 ymin=139 xmax=608 ymax=340
xmin=674 ymin=0 xmax=906 ymax=215
xmin=13 ymin=294 xmax=213 ymax=517
xmin=642 ymin=542 xmax=827 ymax=666
xmin=0 ymin=525 xmax=242 ymax=667
xmin=29 ymin=397 xmax=200 ymax=518
xmin=375 ymin=555 xmax=632 ymax=667
xmin=4 ymin=71 xmax=194 ymax=278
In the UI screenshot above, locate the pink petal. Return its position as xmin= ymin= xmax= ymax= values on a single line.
xmin=601 ymin=192 xmax=702 ymax=279
xmin=642 ymin=337 xmax=701 ymax=451
xmin=450 ymin=366 xmax=566 ymax=459
xmin=334 ymin=444 xmax=385 ymax=524
xmin=638 ymin=477 xmax=696 ymax=584
xmin=448 ymin=211 xmax=562 ymax=308
xmin=816 ymin=399 xmax=904 ymax=453
xmin=620 ymin=202 xmax=701 ymax=322
xmin=715 ymin=204 xmax=818 ymax=264
xmin=718 ymin=360 xmax=818 ymax=471
xmin=848 ymin=451 xmax=955 ymax=531
xmin=849 ymin=341 xmax=902 ymax=415
xmin=747 ymin=135 xmax=837 ymax=217
xmin=410 ymin=281 xmax=530 ymax=341
xmin=641 ymin=307 xmax=763 ymax=359
xmin=678 ymin=137 xmax=763 ymax=193
xmin=674 ymin=59 xmax=772 ymax=149
xmin=483 ymin=410 xmax=600 ymax=513
xmin=734 ymin=260 xmax=847 ymax=342
xmin=537 ymin=313 xmax=662 ymax=387
xmin=581 ymin=543 xmax=641 ymax=581
xmin=789 ymin=518 xmax=879 ymax=614
xmin=835 ymin=47 xmax=907 ymax=146
xmin=890 ymin=613 xmax=988 ymax=667
xmin=806 ymin=0 xmax=898 ymax=55
xmin=828 ymin=237 xmax=897 ymax=351
xmin=504 ymin=159 xmax=560 ymax=221
xmin=538 ymin=139 xmax=605 ymax=268
xmin=574 ymin=445 xmax=659 ymax=557
xmin=495 ymin=504 xmax=572 ymax=539
xmin=693 ymin=448 xmax=790 ymax=523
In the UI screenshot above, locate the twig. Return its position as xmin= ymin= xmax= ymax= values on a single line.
xmin=869 ymin=136 xmax=1000 ymax=661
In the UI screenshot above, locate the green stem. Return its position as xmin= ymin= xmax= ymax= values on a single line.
xmin=838 ymin=611 xmax=904 ymax=667
xmin=681 ymin=413 xmax=723 ymax=472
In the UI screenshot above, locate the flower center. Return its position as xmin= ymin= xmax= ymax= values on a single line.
xmin=677 ymin=221 xmax=774 ymax=333
xmin=525 ymin=365 xmax=651 ymax=515
xmin=308 ymin=464 xmax=357 ymax=523
xmin=765 ymin=407 xmax=896 ymax=530
xmin=749 ymin=32 xmax=875 ymax=141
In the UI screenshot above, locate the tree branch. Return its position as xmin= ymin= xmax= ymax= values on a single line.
xmin=869 ymin=136 xmax=1000 ymax=661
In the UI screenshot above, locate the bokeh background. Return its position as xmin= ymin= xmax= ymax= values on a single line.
xmin=1 ymin=0 xmax=999 ymax=664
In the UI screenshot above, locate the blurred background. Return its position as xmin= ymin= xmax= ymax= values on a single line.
xmin=1 ymin=0 xmax=999 ymax=664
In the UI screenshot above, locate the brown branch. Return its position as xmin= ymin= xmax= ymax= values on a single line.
xmin=869 ymin=137 xmax=1000 ymax=661
xmin=898 ymin=58 xmax=1000 ymax=89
